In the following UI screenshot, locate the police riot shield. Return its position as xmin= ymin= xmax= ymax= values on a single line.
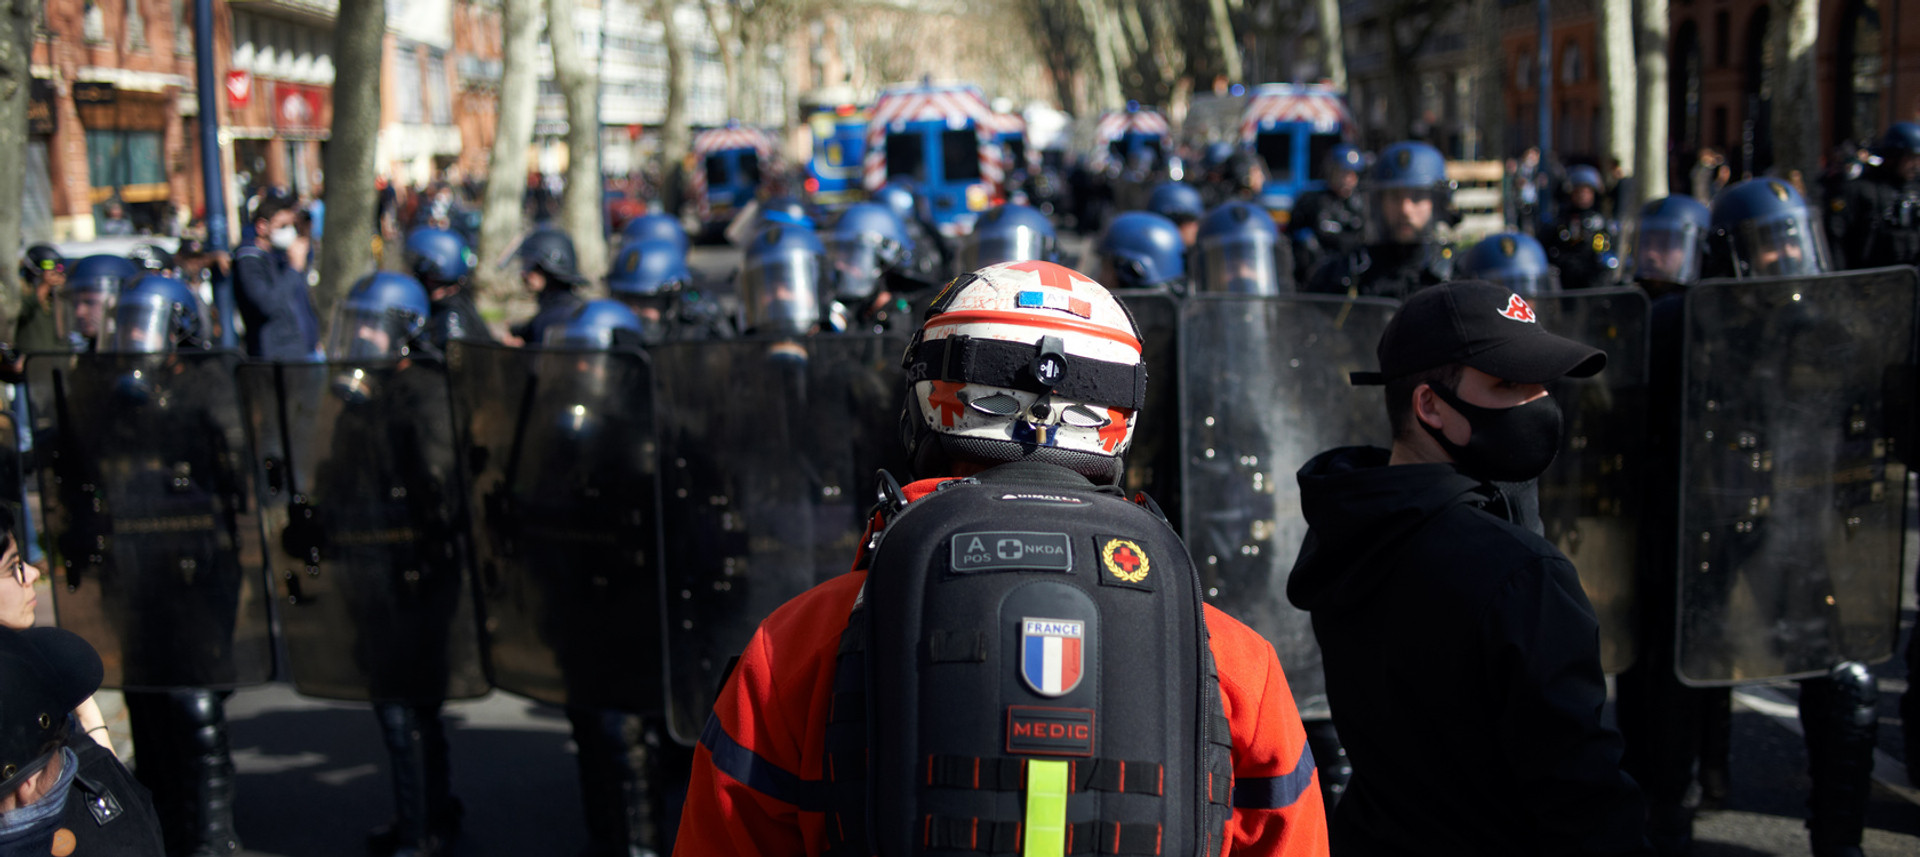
xmin=448 ymin=342 xmax=664 ymax=712
xmin=1180 ymin=295 xmax=1396 ymax=718
xmin=1530 ymin=288 xmax=1649 ymax=675
xmin=653 ymin=334 xmax=909 ymax=744
xmin=1676 ymin=267 xmax=1918 ymax=685
xmin=25 ymin=351 xmax=273 ymax=690
xmin=1117 ymin=289 xmax=1181 ymax=526
xmin=238 ymin=361 xmax=489 ymax=703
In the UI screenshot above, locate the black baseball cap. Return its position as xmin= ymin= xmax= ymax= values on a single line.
xmin=1350 ymin=280 xmax=1606 ymax=385
xmin=0 ymin=627 xmax=102 ymax=793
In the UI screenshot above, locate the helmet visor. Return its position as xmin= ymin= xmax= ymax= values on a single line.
xmin=827 ymin=235 xmax=901 ymax=301
xmin=962 ymin=226 xmax=1052 ymax=270
xmin=1731 ymin=211 xmax=1828 ymax=277
xmin=1198 ymin=233 xmax=1282 ymax=295
xmin=1482 ymin=269 xmax=1552 ymax=297
xmin=109 ymin=292 xmax=182 ymax=353
xmin=327 ymin=304 xmax=418 ymax=360
xmin=56 ymin=283 xmax=118 ymax=349
xmin=1633 ymin=220 xmax=1704 ymax=285
xmin=740 ymin=247 xmax=823 ymax=336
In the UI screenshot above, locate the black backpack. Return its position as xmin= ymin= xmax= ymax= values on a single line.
xmin=824 ymin=461 xmax=1233 ymax=856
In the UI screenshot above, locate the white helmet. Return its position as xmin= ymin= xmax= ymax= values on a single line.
xmin=901 ymin=261 xmax=1146 ymax=483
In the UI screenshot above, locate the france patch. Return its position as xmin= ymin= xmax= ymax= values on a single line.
xmin=1020 ymin=617 xmax=1085 ymax=697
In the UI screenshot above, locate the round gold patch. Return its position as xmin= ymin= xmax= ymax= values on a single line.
xmin=1101 ymin=538 xmax=1150 ymax=584
xmin=50 ymin=828 xmax=75 ymax=856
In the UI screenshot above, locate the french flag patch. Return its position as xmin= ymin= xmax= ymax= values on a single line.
xmin=1016 ymin=290 xmax=1093 ymax=319
xmin=1021 ymin=618 xmax=1086 ymax=697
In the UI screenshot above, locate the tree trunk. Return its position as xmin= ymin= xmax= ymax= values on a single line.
xmin=1598 ymin=0 xmax=1636 ymax=183
xmin=547 ymin=0 xmax=605 ymax=281
xmin=1316 ymin=0 xmax=1346 ymax=90
xmin=314 ymin=0 xmax=385 ymax=328
xmin=1205 ymin=0 xmax=1241 ymax=84
xmin=1769 ymin=0 xmax=1819 ymax=189
xmin=0 ymin=0 xmax=41 ymax=327
xmin=701 ymin=1 xmax=741 ymax=119
xmin=1634 ymin=0 xmax=1670 ymax=206
xmin=657 ymin=0 xmax=690 ymax=165
xmin=1077 ymin=0 xmax=1123 ymax=108
xmin=478 ymin=0 xmax=542 ymax=302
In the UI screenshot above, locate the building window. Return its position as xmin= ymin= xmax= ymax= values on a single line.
xmin=1713 ymin=11 xmax=1730 ymax=68
xmin=426 ymin=50 xmax=452 ymax=125
xmin=1561 ymin=42 xmax=1583 ymax=84
xmin=396 ymin=46 xmax=425 ymax=123
xmin=86 ymin=129 xmax=167 ymax=191
xmin=1711 ymin=105 xmax=1728 ymax=149
xmin=174 ymin=0 xmax=191 ymax=55
xmin=127 ymin=0 xmax=147 ymax=50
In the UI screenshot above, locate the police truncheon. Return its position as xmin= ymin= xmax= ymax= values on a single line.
xmin=1530 ymin=288 xmax=1650 ymax=675
xmin=238 ymin=361 xmax=489 ymax=703
xmin=1675 ymin=267 xmax=1917 ymax=684
xmin=1179 ymin=294 xmax=1396 ymax=719
xmin=652 ymin=333 xmax=910 ymax=744
xmin=26 ymin=351 xmax=274 ymax=690
xmin=448 ymin=341 xmax=666 ymax=711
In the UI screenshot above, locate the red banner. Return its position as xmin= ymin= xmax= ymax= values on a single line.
xmin=272 ymin=82 xmax=328 ymax=134
xmin=225 ymin=70 xmax=252 ymax=109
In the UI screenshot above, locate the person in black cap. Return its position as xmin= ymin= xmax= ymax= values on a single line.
xmin=1286 ymin=280 xmax=1651 ymax=856
xmin=0 ymin=625 xmax=165 ymax=854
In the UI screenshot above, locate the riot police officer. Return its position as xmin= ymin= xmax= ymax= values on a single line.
xmin=606 ymin=239 xmax=730 ymax=344
xmin=1193 ymin=201 xmax=1294 ymax=294
xmin=875 ymin=182 xmax=952 ymax=282
xmin=404 ymin=227 xmax=495 ymax=350
xmin=1705 ymin=178 xmax=1827 ymax=279
xmin=59 ymin=255 xmax=139 ymax=352
xmin=1307 ymin=141 xmax=1454 ymax=299
xmin=1543 ymin=165 xmax=1622 ymax=290
xmin=1457 ymin=231 xmax=1554 ymax=295
xmin=1093 ymin=211 xmax=1186 ymax=291
xmin=738 ymin=224 xmax=829 ymax=338
xmin=510 ymin=229 xmax=589 ymax=347
xmin=619 ymin=212 xmax=692 ymax=256
xmin=1146 ymin=181 xmax=1205 ymax=246
xmin=1824 ymin=122 xmax=1920 ymax=270
xmin=958 ymin=203 xmax=1060 ymax=270
xmin=1632 ymin=195 xmax=1711 ymax=300
xmin=1289 ymin=143 xmax=1368 ymax=282
xmin=823 ymin=202 xmax=920 ymax=335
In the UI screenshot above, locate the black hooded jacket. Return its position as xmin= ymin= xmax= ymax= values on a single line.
xmin=1287 ymin=445 xmax=1650 ymax=856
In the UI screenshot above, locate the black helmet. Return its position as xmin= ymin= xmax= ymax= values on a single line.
xmin=1706 ymin=178 xmax=1828 ymax=278
xmin=517 ymin=228 xmax=586 ymax=288
xmin=1875 ymin=122 xmax=1920 ymax=158
xmin=19 ymin=244 xmax=63 ymax=285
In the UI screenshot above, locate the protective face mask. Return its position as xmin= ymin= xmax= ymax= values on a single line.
xmin=1421 ymin=383 xmax=1564 ymax=483
xmin=270 ymin=225 xmax=299 ymax=250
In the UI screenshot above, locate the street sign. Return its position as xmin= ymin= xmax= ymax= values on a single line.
xmin=226 ymin=70 xmax=252 ymax=109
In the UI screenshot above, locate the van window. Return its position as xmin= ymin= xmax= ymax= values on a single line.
xmin=942 ymin=130 xmax=981 ymax=181
xmin=739 ymin=153 xmax=761 ymax=186
xmin=1256 ymin=132 xmax=1295 ymax=184
xmin=886 ymin=133 xmax=924 ymax=180
xmin=1307 ymin=133 xmax=1343 ymax=181
xmin=704 ymin=154 xmax=729 ymax=187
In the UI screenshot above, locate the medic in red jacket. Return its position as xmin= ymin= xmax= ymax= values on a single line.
xmin=673 ymin=261 xmax=1328 ymax=856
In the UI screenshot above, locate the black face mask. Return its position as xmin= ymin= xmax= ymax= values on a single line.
xmin=1421 ymin=383 xmax=1564 ymax=482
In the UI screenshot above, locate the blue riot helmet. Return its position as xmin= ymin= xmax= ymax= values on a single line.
xmin=1567 ymin=165 xmax=1605 ymax=193
xmin=1193 ymin=201 xmax=1287 ymax=295
xmin=1147 ymin=182 xmax=1204 ymax=224
xmin=1204 ymin=141 xmax=1236 ymax=169
xmin=108 ymin=275 xmax=208 ymax=353
xmin=1326 ymin=143 xmax=1365 ymax=176
xmin=327 ymin=272 xmax=432 ymax=360
xmin=1634 ymin=195 xmax=1711 ymax=287
xmin=960 ymin=204 xmax=1059 ymax=270
xmin=517 ymin=227 xmax=587 ymax=289
xmin=1458 ymin=232 xmax=1554 ymax=296
xmin=826 ymin=202 xmax=913 ymax=302
xmin=607 ymin=239 xmax=693 ymax=298
xmin=404 ymin=227 xmax=475 ymax=291
xmin=544 ymin=299 xmax=646 ymax=349
xmin=874 ymin=183 xmax=919 ymax=224
xmin=760 ymin=195 xmax=816 ymax=231
xmin=1365 ymin=141 xmax=1453 ymax=244
xmin=1874 ymin=123 xmax=1920 ymax=181
xmin=126 ymin=244 xmax=176 ymax=276
xmin=59 ymin=255 xmax=139 ymax=348
xmin=1095 ymin=212 xmax=1185 ymax=290
xmin=739 ymin=224 xmax=827 ymax=336
xmin=1707 ymin=178 xmax=1830 ymax=278
xmin=619 ymin=212 xmax=691 ymax=255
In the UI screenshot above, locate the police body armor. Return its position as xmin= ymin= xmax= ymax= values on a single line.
xmin=1116 ymin=289 xmax=1182 ymax=529
xmin=1529 ymin=288 xmax=1650 ymax=674
xmin=824 ymin=461 xmax=1233 ymax=857
xmin=448 ymin=341 xmax=664 ymax=712
xmin=1291 ymin=192 xmax=1366 ymax=282
xmin=1830 ymin=175 xmax=1920 ymax=270
xmin=1674 ymin=266 xmax=1917 ymax=684
xmin=238 ymin=359 xmax=488 ymax=702
xmin=1179 ymin=293 xmax=1398 ymax=719
xmin=1309 ymin=243 xmax=1452 ymax=301
xmin=27 ymin=351 xmax=274 ymax=689
xmin=1546 ymin=208 xmax=1618 ymax=291
xmin=652 ymin=333 xmax=910 ymax=743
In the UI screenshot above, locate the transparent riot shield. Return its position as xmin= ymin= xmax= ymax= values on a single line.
xmin=1676 ymin=267 xmax=1917 ymax=684
xmin=448 ymin=342 xmax=664 ymax=712
xmin=25 ymin=351 xmax=273 ymax=690
xmin=1531 ymin=288 xmax=1650 ymax=675
xmin=1117 ymin=289 xmax=1181 ymax=526
xmin=238 ymin=361 xmax=489 ymax=703
xmin=653 ymin=333 xmax=910 ymax=744
xmin=1180 ymin=294 xmax=1397 ymax=718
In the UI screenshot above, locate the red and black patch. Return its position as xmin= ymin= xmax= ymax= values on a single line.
xmin=1006 ymin=706 xmax=1095 ymax=757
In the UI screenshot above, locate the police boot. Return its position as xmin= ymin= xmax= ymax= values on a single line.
xmin=369 ymin=703 xmax=462 ymax=857
xmin=179 ymin=690 xmax=242 ymax=857
xmin=1797 ymin=662 xmax=1878 ymax=857
xmin=568 ymin=708 xmax=652 ymax=857
xmin=125 ymin=690 xmax=189 ymax=854
xmin=1301 ymin=719 xmax=1350 ymax=811
xmin=1697 ymin=687 xmax=1733 ymax=812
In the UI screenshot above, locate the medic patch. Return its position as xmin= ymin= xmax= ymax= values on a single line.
xmin=1007 ymin=706 xmax=1096 ymax=757
xmin=950 ymin=531 xmax=1074 ymax=573
xmin=1097 ymin=536 xmax=1153 ymax=590
xmin=1016 ymin=289 xmax=1093 ymax=318
xmin=1020 ymin=617 xmax=1086 ymax=697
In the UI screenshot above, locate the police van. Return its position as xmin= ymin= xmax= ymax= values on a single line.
xmin=861 ymin=80 xmax=1005 ymax=236
xmin=1239 ymin=83 xmax=1355 ymax=224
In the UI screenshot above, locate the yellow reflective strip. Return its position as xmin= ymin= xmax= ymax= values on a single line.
xmin=1023 ymin=759 xmax=1069 ymax=857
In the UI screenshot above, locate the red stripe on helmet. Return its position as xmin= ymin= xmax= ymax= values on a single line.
xmin=925 ymin=310 xmax=1142 ymax=353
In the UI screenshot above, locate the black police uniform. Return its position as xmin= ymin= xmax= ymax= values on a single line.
xmin=1289 ymin=190 xmax=1366 ymax=283
xmin=512 ymin=290 xmax=588 ymax=346
xmin=1824 ymin=164 xmax=1920 ymax=270
xmin=1306 ymin=242 xmax=1453 ymax=301
xmin=1545 ymin=205 xmax=1617 ymax=290
xmin=423 ymin=290 xmax=496 ymax=351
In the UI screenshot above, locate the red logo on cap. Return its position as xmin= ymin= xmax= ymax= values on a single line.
xmin=1498 ymin=294 xmax=1537 ymax=323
